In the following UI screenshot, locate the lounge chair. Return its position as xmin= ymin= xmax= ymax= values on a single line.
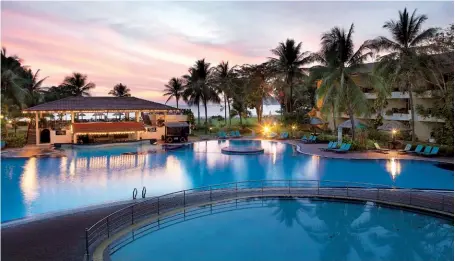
xmin=397 ymin=144 xmax=412 ymax=154
xmin=334 ymin=143 xmax=351 ymax=153
xmin=235 ymin=130 xmax=243 ymax=138
xmin=300 ymin=135 xmax=308 ymax=142
xmin=309 ymin=136 xmax=317 ymax=143
xmin=267 ymin=132 xmax=278 ymax=139
xmin=420 ymin=146 xmax=439 ymax=157
xmin=230 ymin=131 xmax=239 ymax=138
xmin=406 ymin=144 xmax=423 ymax=154
xmin=327 ymin=143 xmax=345 ymax=152
xmin=218 ymin=131 xmax=228 ymax=139
xmin=373 ymin=143 xmax=390 ymax=154
xmin=417 ymin=146 xmax=433 ymax=156
xmin=302 ymin=135 xmax=314 ymax=143
xmin=278 ymin=132 xmax=289 ymax=140
xmin=319 ymin=141 xmax=337 ymax=151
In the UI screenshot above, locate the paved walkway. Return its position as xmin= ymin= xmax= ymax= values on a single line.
xmin=287 ymin=140 xmax=454 ymax=164
xmin=1 ymin=203 xmax=130 ymax=261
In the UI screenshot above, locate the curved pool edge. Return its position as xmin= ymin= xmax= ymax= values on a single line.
xmin=1 ymin=198 xmax=139 ymax=228
xmin=91 ymin=190 xmax=454 ymax=261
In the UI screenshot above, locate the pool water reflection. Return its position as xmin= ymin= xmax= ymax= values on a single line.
xmin=1 ymin=140 xmax=453 ymax=222
xmin=110 ymin=198 xmax=454 ymax=261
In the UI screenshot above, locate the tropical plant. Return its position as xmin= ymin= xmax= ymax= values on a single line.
xmin=1 ymin=47 xmax=28 ymax=108
xmin=269 ymin=39 xmax=313 ymax=113
xmin=22 ymin=68 xmax=48 ymax=107
xmin=239 ymin=63 xmax=273 ymax=124
xmin=109 ymin=83 xmax=131 ymax=97
xmin=190 ymin=59 xmax=220 ymax=133
xmin=365 ymin=8 xmax=439 ymax=141
xmin=60 ymin=72 xmax=95 ymax=97
xmin=315 ymin=24 xmax=373 ymax=140
xmin=213 ymin=61 xmax=237 ymax=125
xmin=182 ymin=68 xmax=203 ymax=126
xmin=163 ymin=78 xmax=183 ymax=108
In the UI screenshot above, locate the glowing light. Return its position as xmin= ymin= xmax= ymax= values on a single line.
xmin=0 ymin=115 xmax=4 ymax=119
xmin=20 ymin=158 xmax=39 ymax=204
xmin=273 ymin=122 xmax=277 ymax=126
xmin=392 ymin=129 xmax=397 ymax=135
xmin=292 ymin=125 xmax=296 ymax=130
xmin=7 ymin=120 xmax=12 ymax=124
xmin=386 ymin=158 xmax=401 ymax=180
xmin=263 ymin=126 xmax=270 ymax=134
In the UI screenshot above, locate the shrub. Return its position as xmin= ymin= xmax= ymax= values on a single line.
xmin=3 ymin=134 xmax=26 ymax=148
xmin=366 ymin=129 xmax=390 ymax=142
xmin=281 ymin=112 xmax=310 ymax=125
xmin=317 ymin=133 xmax=337 ymax=142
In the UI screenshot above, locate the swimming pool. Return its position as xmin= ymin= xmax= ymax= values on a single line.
xmin=1 ymin=140 xmax=453 ymax=222
xmin=110 ymin=198 xmax=454 ymax=261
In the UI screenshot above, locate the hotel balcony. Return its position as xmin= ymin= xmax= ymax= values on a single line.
xmin=363 ymin=91 xmax=434 ymax=100
xmin=340 ymin=110 xmax=444 ymax=123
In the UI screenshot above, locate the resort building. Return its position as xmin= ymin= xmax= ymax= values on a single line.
xmin=315 ymin=56 xmax=452 ymax=142
xmin=22 ymin=96 xmax=188 ymax=145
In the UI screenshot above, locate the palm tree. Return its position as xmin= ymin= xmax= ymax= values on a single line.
xmin=269 ymin=39 xmax=313 ymax=112
xmin=60 ymin=72 xmax=95 ymax=97
xmin=163 ymin=78 xmax=184 ymax=108
xmin=109 ymin=83 xmax=131 ymax=97
xmin=315 ymin=24 xmax=373 ymax=140
xmin=1 ymin=47 xmax=28 ymax=108
xmin=365 ymin=8 xmax=438 ymax=141
xmin=23 ymin=68 xmax=48 ymax=107
xmin=191 ymin=59 xmax=220 ymax=133
xmin=213 ymin=61 xmax=237 ymax=126
xmin=182 ymin=68 xmax=203 ymax=125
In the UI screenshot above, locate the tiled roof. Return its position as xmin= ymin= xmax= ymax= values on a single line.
xmin=73 ymin=122 xmax=145 ymax=134
xmin=24 ymin=96 xmax=177 ymax=112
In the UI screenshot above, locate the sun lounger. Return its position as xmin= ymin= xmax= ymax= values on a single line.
xmin=218 ymin=131 xmax=228 ymax=139
xmin=278 ymin=132 xmax=289 ymax=140
xmin=230 ymin=131 xmax=239 ymax=138
xmin=420 ymin=146 xmax=439 ymax=157
xmin=300 ymin=135 xmax=308 ymax=142
xmin=327 ymin=143 xmax=345 ymax=152
xmin=373 ymin=142 xmax=390 ymax=154
xmin=397 ymin=144 xmax=412 ymax=154
xmin=267 ymin=132 xmax=278 ymax=139
xmin=303 ymin=135 xmax=314 ymax=143
xmin=235 ymin=130 xmax=243 ymax=138
xmin=309 ymin=136 xmax=317 ymax=143
xmin=334 ymin=143 xmax=351 ymax=153
xmin=406 ymin=144 xmax=423 ymax=154
xmin=320 ymin=141 xmax=337 ymax=151
xmin=417 ymin=146 xmax=433 ymax=156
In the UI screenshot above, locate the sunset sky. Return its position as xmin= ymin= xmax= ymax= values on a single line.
xmin=2 ymin=1 xmax=453 ymax=104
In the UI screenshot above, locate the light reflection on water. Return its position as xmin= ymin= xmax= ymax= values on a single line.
xmin=1 ymin=140 xmax=453 ymax=222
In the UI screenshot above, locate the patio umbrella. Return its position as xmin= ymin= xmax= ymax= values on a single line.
xmin=309 ymin=117 xmax=325 ymax=134
xmin=113 ymin=112 xmax=123 ymax=120
xmin=377 ymin=121 xmax=408 ymax=131
xmin=92 ymin=112 xmax=105 ymax=120
xmin=338 ymin=119 xmax=368 ymax=129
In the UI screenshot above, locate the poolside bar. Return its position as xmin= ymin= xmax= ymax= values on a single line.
xmin=22 ymin=96 xmax=188 ymax=145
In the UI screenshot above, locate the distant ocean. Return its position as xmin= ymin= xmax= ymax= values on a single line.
xmin=178 ymin=104 xmax=282 ymax=118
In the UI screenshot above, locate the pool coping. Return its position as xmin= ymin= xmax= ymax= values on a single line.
xmin=1 ymin=198 xmax=140 ymax=228
xmin=1 ymin=138 xmax=453 ymax=164
xmin=93 ymin=192 xmax=454 ymax=261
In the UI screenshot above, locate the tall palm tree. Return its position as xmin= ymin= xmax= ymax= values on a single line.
xmin=60 ymin=72 xmax=95 ymax=97
xmin=182 ymin=68 xmax=203 ymax=125
xmin=213 ymin=61 xmax=237 ymax=126
xmin=269 ymin=39 xmax=313 ymax=112
xmin=191 ymin=59 xmax=220 ymax=133
xmin=109 ymin=83 xmax=131 ymax=97
xmin=23 ymin=68 xmax=48 ymax=107
xmin=316 ymin=24 xmax=373 ymax=140
xmin=1 ymin=47 xmax=28 ymax=108
xmin=365 ymin=8 xmax=438 ymax=141
xmin=163 ymin=78 xmax=184 ymax=108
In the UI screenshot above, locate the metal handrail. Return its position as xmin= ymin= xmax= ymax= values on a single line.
xmin=84 ymin=179 xmax=454 ymax=259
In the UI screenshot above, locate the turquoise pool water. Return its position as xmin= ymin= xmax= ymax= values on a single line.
xmin=110 ymin=198 xmax=454 ymax=261
xmin=1 ymin=140 xmax=453 ymax=222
